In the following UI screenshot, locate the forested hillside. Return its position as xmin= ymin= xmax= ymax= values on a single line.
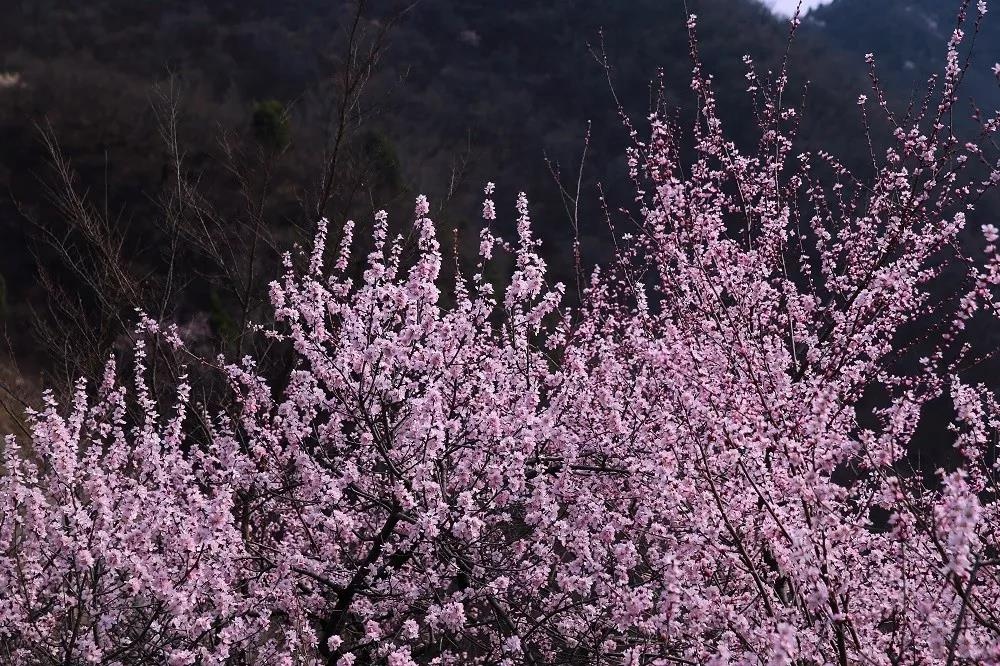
xmin=0 ymin=0 xmax=976 ymax=385
xmin=808 ymin=0 xmax=1000 ymax=111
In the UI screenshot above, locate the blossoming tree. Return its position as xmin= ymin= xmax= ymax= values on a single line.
xmin=2 ymin=3 xmax=1000 ymax=664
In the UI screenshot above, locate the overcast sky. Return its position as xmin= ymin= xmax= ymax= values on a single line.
xmin=768 ymin=0 xmax=832 ymax=16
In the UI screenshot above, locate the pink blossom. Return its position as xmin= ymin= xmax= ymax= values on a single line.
xmin=2 ymin=7 xmax=1000 ymax=665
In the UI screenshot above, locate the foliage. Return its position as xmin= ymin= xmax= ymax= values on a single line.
xmin=361 ymin=130 xmax=402 ymax=192
xmin=2 ymin=8 xmax=1000 ymax=664
xmin=252 ymin=99 xmax=292 ymax=151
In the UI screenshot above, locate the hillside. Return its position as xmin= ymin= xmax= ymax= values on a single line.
xmin=807 ymin=0 xmax=1000 ymax=110
xmin=0 ymin=0 xmax=944 ymax=381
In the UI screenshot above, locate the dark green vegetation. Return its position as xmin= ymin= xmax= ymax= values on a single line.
xmin=0 ymin=0 xmax=990 ymax=398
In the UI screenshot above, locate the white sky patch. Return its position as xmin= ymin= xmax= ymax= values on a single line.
xmin=768 ymin=0 xmax=833 ymax=17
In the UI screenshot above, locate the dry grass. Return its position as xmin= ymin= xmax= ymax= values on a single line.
xmin=0 ymin=357 xmax=38 ymax=440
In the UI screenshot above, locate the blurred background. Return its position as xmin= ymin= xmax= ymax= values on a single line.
xmin=0 ymin=0 xmax=996 ymax=420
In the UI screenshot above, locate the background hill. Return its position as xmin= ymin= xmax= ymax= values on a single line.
xmin=0 ymin=0 xmax=992 ymax=389
xmin=807 ymin=0 xmax=1000 ymax=112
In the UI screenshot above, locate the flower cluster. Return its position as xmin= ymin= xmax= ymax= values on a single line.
xmin=3 ymin=6 xmax=1000 ymax=664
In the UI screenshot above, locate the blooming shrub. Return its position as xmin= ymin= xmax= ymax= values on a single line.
xmin=3 ymin=4 xmax=1000 ymax=664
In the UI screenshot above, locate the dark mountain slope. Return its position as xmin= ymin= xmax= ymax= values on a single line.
xmin=807 ymin=0 xmax=1000 ymax=111
xmin=0 ymin=0 xmax=925 ymax=375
